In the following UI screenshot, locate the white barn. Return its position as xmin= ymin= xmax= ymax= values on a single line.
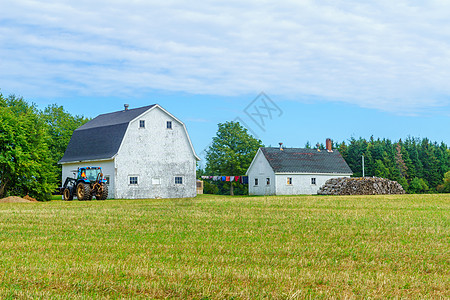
xmin=246 ymin=143 xmax=353 ymax=195
xmin=59 ymin=104 xmax=200 ymax=199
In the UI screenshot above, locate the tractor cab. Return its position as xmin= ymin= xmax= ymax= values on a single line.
xmin=77 ymin=167 xmax=105 ymax=184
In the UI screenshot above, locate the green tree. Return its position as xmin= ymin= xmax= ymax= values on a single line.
xmin=397 ymin=177 xmax=409 ymax=191
xmin=437 ymin=171 xmax=450 ymax=193
xmin=408 ymin=177 xmax=429 ymax=194
xmin=0 ymin=94 xmax=55 ymax=200
xmin=374 ymin=159 xmax=390 ymax=178
xmin=203 ymin=181 xmax=219 ymax=194
xmin=205 ymin=121 xmax=263 ymax=195
xmin=346 ymin=137 xmax=368 ymax=177
xmin=418 ymin=139 xmax=441 ymax=188
xmin=41 ymin=105 xmax=90 ymax=185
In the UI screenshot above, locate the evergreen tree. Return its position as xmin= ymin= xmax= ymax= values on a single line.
xmin=374 ymin=159 xmax=390 ymax=178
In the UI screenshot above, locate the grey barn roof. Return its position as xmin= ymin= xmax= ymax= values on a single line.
xmin=59 ymin=105 xmax=155 ymax=163
xmin=260 ymin=147 xmax=353 ymax=174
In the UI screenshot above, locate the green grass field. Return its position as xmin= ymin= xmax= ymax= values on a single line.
xmin=1 ymin=194 xmax=449 ymax=299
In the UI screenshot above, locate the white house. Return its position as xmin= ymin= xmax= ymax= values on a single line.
xmin=59 ymin=104 xmax=200 ymax=199
xmin=246 ymin=141 xmax=353 ymax=195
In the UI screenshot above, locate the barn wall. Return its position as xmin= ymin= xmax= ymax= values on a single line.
xmin=275 ymin=174 xmax=351 ymax=195
xmin=114 ymin=106 xmax=197 ymax=199
xmin=61 ymin=160 xmax=116 ymax=198
xmin=247 ymin=151 xmax=276 ymax=195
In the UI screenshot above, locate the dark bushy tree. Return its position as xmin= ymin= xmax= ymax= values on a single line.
xmin=0 ymin=94 xmax=55 ymax=200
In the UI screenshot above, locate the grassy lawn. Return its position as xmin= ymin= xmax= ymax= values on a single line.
xmin=0 ymin=194 xmax=449 ymax=298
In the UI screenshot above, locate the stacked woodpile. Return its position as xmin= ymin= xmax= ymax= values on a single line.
xmin=317 ymin=177 xmax=405 ymax=195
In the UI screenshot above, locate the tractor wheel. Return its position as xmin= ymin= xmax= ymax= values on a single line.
xmin=76 ymin=182 xmax=91 ymax=201
xmin=96 ymin=183 xmax=108 ymax=200
xmin=63 ymin=188 xmax=73 ymax=201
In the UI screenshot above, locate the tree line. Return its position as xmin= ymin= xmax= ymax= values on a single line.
xmin=332 ymin=137 xmax=450 ymax=193
xmin=0 ymin=94 xmax=89 ymax=200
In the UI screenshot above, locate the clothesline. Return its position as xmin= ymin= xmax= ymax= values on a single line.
xmin=200 ymin=175 xmax=249 ymax=184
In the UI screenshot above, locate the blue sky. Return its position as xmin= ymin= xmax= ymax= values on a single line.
xmin=1 ymin=0 xmax=450 ymax=165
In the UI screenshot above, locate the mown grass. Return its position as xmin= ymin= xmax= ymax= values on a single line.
xmin=0 ymin=194 xmax=449 ymax=299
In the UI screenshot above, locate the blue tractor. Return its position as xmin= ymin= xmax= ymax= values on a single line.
xmin=60 ymin=167 xmax=108 ymax=201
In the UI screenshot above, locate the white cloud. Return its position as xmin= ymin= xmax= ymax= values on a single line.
xmin=1 ymin=0 xmax=450 ymax=113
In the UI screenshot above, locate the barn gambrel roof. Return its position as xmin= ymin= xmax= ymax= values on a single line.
xmin=248 ymin=147 xmax=353 ymax=174
xmin=59 ymin=104 xmax=199 ymax=164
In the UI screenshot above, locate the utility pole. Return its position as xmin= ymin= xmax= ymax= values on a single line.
xmin=362 ymin=155 xmax=365 ymax=177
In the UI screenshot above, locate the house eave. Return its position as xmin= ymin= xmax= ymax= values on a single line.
xmin=58 ymin=156 xmax=116 ymax=165
xmin=275 ymin=172 xmax=353 ymax=176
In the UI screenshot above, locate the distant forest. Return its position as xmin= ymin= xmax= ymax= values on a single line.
xmin=327 ymin=137 xmax=450 ymax=193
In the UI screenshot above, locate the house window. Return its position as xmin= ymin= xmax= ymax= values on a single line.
xmin=167 ymin=121 xmax=172 ymax=129
xmin=266 ymin=178 xmax=270 ymax=185
xmin=129 ymin=176 xmax=138 ymax=185
xmin=254 ymin=178 xmax=259 ymax=186
xmin=311 ymin=178 xmax=316 ymax=185
xmin=139 ymin=120 xmax=145 ymax=128
xmin=105 ymin=176 xmax=110 ymax=185
xmin=175 ymin=176 xmax=183 ymax=184
xmin=287 ymin=177 xmax=292 ymax=185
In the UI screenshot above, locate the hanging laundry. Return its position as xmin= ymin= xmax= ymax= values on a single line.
xmin=243 ymin=176 xmax=249 ymax=184
xmin=226 ymin=176 xmax=230 ymax=181
xmin=230 ymin=176 xmax=235 ymax=182
xmin=235 ymin=176 xmax=240 ymax=183
xmin=222 ymin=176 xmax=226 ymax=181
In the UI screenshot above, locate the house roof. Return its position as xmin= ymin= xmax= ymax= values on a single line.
xmin=76 ymin=105 xmax=155 ymax=130
xmin=259 ymin=147 xmax=353 ymax=174
xmin=59 ymin=105 xmax=156 ymax=164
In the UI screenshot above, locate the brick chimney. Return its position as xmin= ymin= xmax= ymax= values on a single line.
xmin=124 ymin=104 xmax=129 ymax=111
xmin=279 ymin=142 xmax=283 ymax=151
xmin=326 ymin=138 xmax=333 ymax=152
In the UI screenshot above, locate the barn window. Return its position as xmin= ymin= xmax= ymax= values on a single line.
xmin=139 ymin=120 xmax=145 ymax=128
xmin=254 ymin=178 xmax=259 ymax=186
xmin=105 ymin=176 xmax=110 ymax=185
xmin=287 ymin=177 xmax=292 ymax=185
xmin=129 ymin=176 xmax=138 ymax=185
xmin=175 ymin=176 xmax=183 ymax=184
xmin=167 ymin=121 xmax=172 ymax=129
xmin=266 ymin=178 xmax=270 ymax=185
xmin=311 ymin=178 xmax=316 ymax=185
